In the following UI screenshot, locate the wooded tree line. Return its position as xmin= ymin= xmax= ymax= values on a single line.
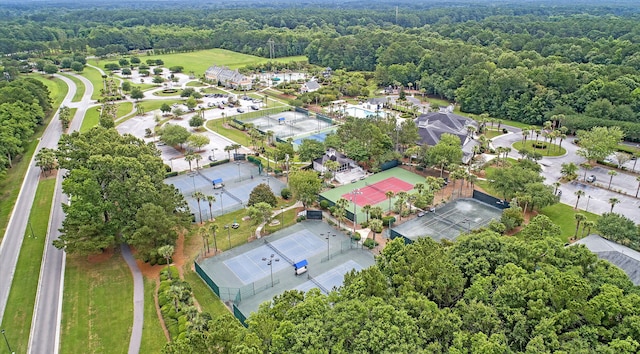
xmin=3 ymin=3 xmax=640 ymax=137
xmin=164 ymin=219 xmax=640 ymax=353
xmin=0 ymin=78 xmax=51 ymax=179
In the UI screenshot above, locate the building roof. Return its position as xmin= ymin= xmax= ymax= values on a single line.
xmin=573 ymin=234 xmax=640 ymax=285
xmin=304 ymin=80 xmax=321 ymax=91
xmin=313 ymin=148 xmax=356 ymax=167
xmin=205 ymin=65 xmax=249 ymax=84
xmin=414 ymin=109 xmax=476 ymax=146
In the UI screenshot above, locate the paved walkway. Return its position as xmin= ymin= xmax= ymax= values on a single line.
xmin=255 ymin=201 xmax=302 ymax=238
xmin=121 ymin=244 xmax=143 ymax=354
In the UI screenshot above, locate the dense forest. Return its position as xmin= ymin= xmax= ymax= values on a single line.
xmin=164 ymin=218 xmax=640 ymax=353
xmin=2 ymin=1 xmax=640 ymax=139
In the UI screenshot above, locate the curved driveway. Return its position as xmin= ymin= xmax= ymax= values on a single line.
xmin=491 ymin=130 xmax=640 ymax=224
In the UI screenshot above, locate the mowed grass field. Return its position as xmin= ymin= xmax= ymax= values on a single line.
xmin=80 ymin=102 xmax=133 ymax=133
xmin=0 ymin=178 xmax=56 ymax=353
xmin=60 ymin=73 xmax=86 ymax=102
xmin=140 ymin=279 xmax=167 ymax=353
xmin=61 ymin=252 xmax=133 ymax=354
xmin=81 ymin=66 xmax=107 ymax=101
xmin=91 ymin=48 xmax=307 ymax=76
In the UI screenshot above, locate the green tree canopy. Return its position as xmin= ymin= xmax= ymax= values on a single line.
xmin=248 ymin=183 xmax=277 ymax=207
xmin=288 ymin=170 xmax=321 ymax=209
xmin=576 ymin=126 xmax=625 ymax=162
xmin=53 ymin=127 xmax=188 ymax=256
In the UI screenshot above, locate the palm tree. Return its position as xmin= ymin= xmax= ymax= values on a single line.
xmin=582 ymin=220 xmax=596 ymax=238
xmin=369 ymin=219 xmax=383 ymax=241
xmin=553 ymin=182 xmax=561 ymax=195
xmin=438 ymin=158 xmax=448 ymax=178
xmin=581 ymin=162 xmax=593 ymax=181
xmin=206 ymin=195 xmax=216 ymax=221
xmin=608 ymin=197 xmax=620 ymax=212
xmin=396 ymin=191 xmax=408 ymax=217
xmin=209 ymin=223 xmax=219 ymax=254
xmin=158 ymin=245 xmax=174 ymax=280
xmin=194 ymin=153 xmax=203 ymax=170
xmin=414 ymin=183 xmax=425 ymax=195
xmin=224 ymin=145 xmax=233 ymax=160
xmin=574 ymin=213 xmax=586 ymax=239
xmin=407 ymin=194 xmax=418 ymax=214
xmin=231 ymin=143 xmax=241 ymax=157
xmin=184 ymin=151 xmax=196 ymax=171
xmin=574 ymin=190 xmax=585 ymax=210
xmin=362 ymin=204 xmax=372 ymax=222
xmin=193 ymin=191 xmax=205 ymax=224
xmin=385 ymin=191 xmax=395 ymax=212
xmin=607 ymin=170 xmax=617 ymax=189
xmin=521 ymin=129 xmax=528 ymax=143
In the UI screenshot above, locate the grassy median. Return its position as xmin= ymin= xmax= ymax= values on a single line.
xmin=0 ymin=178 xmax=56 ymax=353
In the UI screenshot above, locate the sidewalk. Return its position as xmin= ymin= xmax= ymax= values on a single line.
xmin=254 ymin=201 xmax=302 ymax=238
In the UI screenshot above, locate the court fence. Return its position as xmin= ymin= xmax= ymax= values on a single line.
xmin=194 ymin=260 xmax=281 ymax=302
xmin=306 ymin=210 xmax=323 ymax=220
xmin=472 ymin=190 xmax=510 ymax=209
xmin=379 ymin=159 xmax=399 ymax=171
xmin=320 ymin=239 xmax=357 ymax=263
xmin=233 ymin=304 xmax=248 ymax=327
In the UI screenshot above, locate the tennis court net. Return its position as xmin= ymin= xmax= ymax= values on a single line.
xmin=307 ymin=274 xmax=330 ymax=293
xmin=264 ymin=239 xmax=294 ymax=265
xmin=365 ymin=182 xmax=387 ymax=195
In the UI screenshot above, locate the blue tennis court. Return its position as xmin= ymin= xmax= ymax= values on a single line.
xmin=293 ymin=131 xmax=330 ymax=145
xmin=295 ymin=260 xmax=364 ymax=294
xmin=223 ymin=229 xmax=325 ymax=284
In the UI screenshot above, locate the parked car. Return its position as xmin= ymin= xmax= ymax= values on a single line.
xmin=237 ymin=108 xmax=245 ymax=113
xmin=417 ymin=211 xmax=426 ymax=217
xmin=217 ymin=104 xmax=225 ymax=109
xmin=586 ymin=175 xmax=596 ymax=183
xmin=250 ymin=105 xmax=259 ymax=110
xmin=231 ymin=222 xmax=240 ymax=229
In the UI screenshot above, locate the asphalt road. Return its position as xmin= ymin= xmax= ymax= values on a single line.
xmin=28 ymin=72 xmax=94 ymax=354
xmin=0 ymin=74 xmax=82 ymax=328
xmin=491 ymin=130 xmax=640 ymax=224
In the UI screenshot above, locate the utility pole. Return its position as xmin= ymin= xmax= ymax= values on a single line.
xmin=267 ymin=38 xmax=275 ymax=60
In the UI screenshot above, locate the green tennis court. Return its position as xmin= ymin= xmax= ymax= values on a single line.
xmin=320 ymin=167 xmax=425 ymax=224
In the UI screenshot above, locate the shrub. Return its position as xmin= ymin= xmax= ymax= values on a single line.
xmin=296 ymin=215 xmax=306 ymax=222
xmin=164 ymin=164 xmax=172 ymax=172
xmin=351 ymin=233 xmax=361 ymax=241
xmin=210 ymin=159 xmax=230 ymax=167
xmin=381 ymin=216 xmax=396 ymax=226
xmin=363 ymin=239 xmax=378 ymax=249
xmin=319 ymin=200 xmax=330 ymax=209
xmin=281 ymin=187 xmax=291 ymax=199
xmin=165 ymin=171 xmax=178 ymax=178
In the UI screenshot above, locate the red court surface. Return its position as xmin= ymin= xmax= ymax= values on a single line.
xmin=341 ymin=177 xmax=414 ymax=207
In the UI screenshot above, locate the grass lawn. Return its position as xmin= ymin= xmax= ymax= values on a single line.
xmin=60 ymin=73 xmax=86 ymax=102
xmin=140 ymin=99 xmax=184 ymax=112
xmin=80 ymin=102 xmax=134 ymax=132
xmin=132 ymin=83 xmax=160 ymax=92
xmin=116 ymin=101 xmax=134 ymax=118
xmin=80 ymin=106 xmax=100 ymax=133
xmin=0 ymin=75 xmax=66 ymax=241
xmin=140 ymin=279 xmax=167 ymax=353
xmin=81 ymin=66 xmax=107 ymax=101
xmin=186 ymin=81 xmax=206 ymax=87
xmin=152 ymin=90 xmax=181 ymax=97
xmin=0 ymin=178 xmax=56 ymax=353
xmin=184 ymin=271 xmax=229 ymax=317
xmin=539 ymin=203 xmax=600 ymax=242
xmin=30 ymin=74 xmax=69 ymax=107
xmin=483 ymin=129 xmax=505 ymax=140
xmin=263 ymin=208 xmax=298 ymax=234
xmin=512 ymin=140 xmax=566 ymax=157
xmin=206 ymin=118 xmax=250 ymax=146
xmin=90 ymin=49 xmax=307 ymax=76
xmin=61 ymin=252 xmax=133 ymax=354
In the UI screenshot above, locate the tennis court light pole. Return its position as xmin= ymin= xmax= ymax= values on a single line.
xmin=216 ymin=191 xmax=224 ymax=213
xmin=262 ymin=254 xmax=279 ymax=287
xmin=224 ymin=224 xmax=231 ymax=249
